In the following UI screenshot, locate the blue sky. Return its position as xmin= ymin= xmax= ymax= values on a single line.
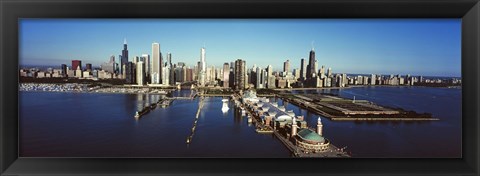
xmin=19 ymin=19 xmax=461 ymax=77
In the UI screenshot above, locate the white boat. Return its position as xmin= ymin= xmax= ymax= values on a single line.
xmin=221 ymin=102 xmax=229 ymax=113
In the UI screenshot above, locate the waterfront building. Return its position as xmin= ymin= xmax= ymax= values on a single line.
xmin=126 ymin=61 xmax=135 ymax=84
xmin=151 ymin=42 xmax=161 ymax=84
xmin=327 ymin=67 xmax=332 ymax=78
xmin=300 ymin=58 xmax=307 ymax=80
xmin=223 ymin=63 xmax=230 ymax=88
xmin=371 ymin=74 xmax=376 ymax=85
xmin=234 ymin=59 xmax=246 ymax=90
xmin=141 ymin=54 xmax=150 ymax=81
xmin=136 ymin=61 xmax=145 ymax=85
xmin=162 ymin=66 xmax=170 ymax=86
xmin=121 ymin=38 xmax=128 ymax=75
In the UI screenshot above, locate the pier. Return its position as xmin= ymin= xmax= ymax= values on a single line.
xmin=280 ymin=93 xmax=439 ymax=121
xmin=235 ymin=91 xmax=350 ymax=157
xmin=186 ymin=96 xmax=205 ymax=144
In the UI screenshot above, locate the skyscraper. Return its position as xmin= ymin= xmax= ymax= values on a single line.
xmin=198 ymin=47 xmax=206 ymax=86
xmin=85 ymin=63 xmax=92 ymax=72
xmin=126 ymin=61 xmax=135 ymax=84
xmin=151 ymin=42 xmax=161 ymax=84
xmin=283 ymin=59 xmax=290 ymax=74
xmin=256 ymin=67 xmax=264 ymax=89
xmin=141 ymin=54 xmax=150 ymax=82
xmin=307 ymin=45 xmax=316 ymax=79
xmin=61 ymin=64 xmax=67 ymax=77
xmin=234 ymin=59 xmax=246 ymax=90
xmin=300 ymin=58 xmax=306 ymax=80
xmin=72 ymin=60 xmax=82 ymax=71
xmin=136 ymin=61 xmax=145 ymax=85
xmin=223 ymin=63 xmax=229 ymax=88
xmin=121 ymin=38 xmax=128 ymax=76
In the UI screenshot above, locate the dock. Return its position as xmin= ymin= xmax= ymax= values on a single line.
xmin=235 ymin=92 xmax=350 ymax=157
xmin=280 ymin=94 xmax=439 ymax=121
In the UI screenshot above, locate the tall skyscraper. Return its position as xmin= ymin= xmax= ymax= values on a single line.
xmin=168 ymin=53 xmax=174 ymax=85
xmin=307 ymin=45 xmax=316 ymax=79
xmin=283 ymin=59 xmax=290 ymax=74
xmin=121 ymin=38 xmax=128 ymax=76
xmin=198 ymin=47 xmax=206 ymax=86
xmin=320 ymin=65 xmax=325 ymax=79
xmin=61 ymin=64 xmax=67 ymax=77
xmin=141 ymin=54 xmax=150 ymax=82
xmin=151 ymin=42 xmax=161 ymax=84
xmin=126 ymin=62 xmax=135 ymax=84
xmin=300 ymin=58 xmax=306 ymax=80
xmin=256 ymin=67 xmax=264 ymax=89
xmin=234 ymin=59 xmax=246 ymax=90
xmin=136 ymin=61 xmax=145 ymax=85
xmin=223 ymin=63 xmax=229 ymax=88
xmin=72 ymin=60 xmax=82 ymax=71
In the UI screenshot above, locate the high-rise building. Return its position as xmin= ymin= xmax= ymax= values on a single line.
xmin=266 ymin=65 xmax=275 ymax=89
xmin=72 ymin=60 xmax=82 ymax=71
xmin=327 ymin=67 xmax=332 ymax=78
xmin=294 ymin=69 xmax=300 ymax=80
xmin=85 ymin=63 xmax=92 ymax=72
xmin=141 ymin=54 xmax=150 ymax=82
xmin=101 ymin=56 xmax=116 ymax=74
xmin=283 ymin=60 xmax=290 ymax=74
xmin=198 ymin=47 xmax=206 ymax=86
xmin=256 ymin=67 xmax=265 ymax=89
xmin=151 ymin=42 xmax=161 ymax=84
xmin=306 ymin=46 xmax=316 ymax=79
xmin=234 ymin=59 xmax=246 ymax=90
xmin=319 ymin=66 xmax=325 ymax=79
xmin=223 ymin=63 xmax=229 ymax=88
xmin=126 ymin=62 xmax=135 ymax=84
xmin=186 ymin=67 xmax=193 ymax=82
xmin=121 ymin=38 xmax=128 ymax=75
xmin=300 ymin=58 xmax=307 ymax=80
xmin=61 ymin=64 xmax=67 ymax=77
xmin=371 ymin=74 xmax=376 ymax=85
xmin=136 ymin=61 xmax=145 ymax=85
xmin=162 ymin=65 xmax=170 ymax=85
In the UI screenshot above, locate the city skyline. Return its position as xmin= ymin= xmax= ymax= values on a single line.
xmin=20 ymin=19 xmax=461 ymax=77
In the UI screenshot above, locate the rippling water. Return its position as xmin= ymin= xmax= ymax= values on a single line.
xmin=19 ymin=86 xmax=461 ymax=158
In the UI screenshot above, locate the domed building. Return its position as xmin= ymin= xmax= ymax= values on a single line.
xmin=292 ymin=117 xmax=330 ymax=153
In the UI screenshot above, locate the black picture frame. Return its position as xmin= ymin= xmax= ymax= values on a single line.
xmin=1 ymin=0 xmax=479 ymax=175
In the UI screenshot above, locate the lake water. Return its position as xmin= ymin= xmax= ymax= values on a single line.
xmin=19 ymin=86 xmax=461 ymax=158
